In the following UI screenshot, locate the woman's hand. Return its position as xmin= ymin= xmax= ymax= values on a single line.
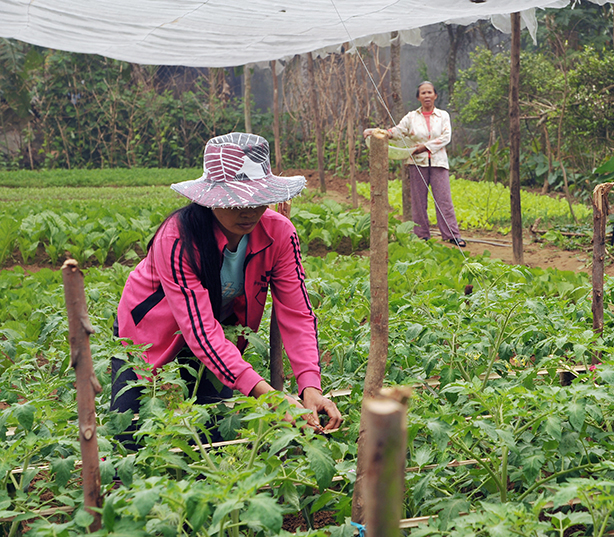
xmin=363 ymin=128 xmax=393 ymax=140
xmin=301 ymin=387 xmax=343 ymax=431
xmin=250 ymin=381 xmax=342 ymax=431
xmin=413 ymin=143 xmax=428 ymax=154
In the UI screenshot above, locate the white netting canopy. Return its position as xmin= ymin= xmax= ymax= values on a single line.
xmin=1 ymin=0 xmax=608 ymax=68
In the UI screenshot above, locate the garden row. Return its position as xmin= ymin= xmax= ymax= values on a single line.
xmin=0 ymin=171 xmax=591 ymax=270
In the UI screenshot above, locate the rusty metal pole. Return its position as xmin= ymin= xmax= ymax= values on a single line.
xmin=352 ymin=129 xmax=390 ymax=522
xmin=62 ymin=259 xmax=102 ymax=532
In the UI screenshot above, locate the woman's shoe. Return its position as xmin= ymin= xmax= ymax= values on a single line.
xmin=448 ymin=238 xmax=466 ymax=247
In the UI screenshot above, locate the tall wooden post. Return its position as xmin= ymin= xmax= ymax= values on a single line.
xmin=307 ymin=53 xmax=326 ymax=192
xmin=509 ymin=12 xmax=524 ymax=265
xmin=244 ymin=64 xmax=252 ymax=133
xmin=271 ymin=60 xmax=282 ymax=174
xmin=352 ymin=129 xmax=389 ymax=522
xmin=344 ymin=46 xmax=358 ymax=208
xmin=592 ymin=183 xmax=613 ymax=360
xmin=62 ymin=259 xmax=102 ymax=532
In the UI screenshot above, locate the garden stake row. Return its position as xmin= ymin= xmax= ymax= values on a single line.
xmin=61 ymin=258 xmax=102 ymax=533
xmin=352 ymin=129 xmax=390 ymax=523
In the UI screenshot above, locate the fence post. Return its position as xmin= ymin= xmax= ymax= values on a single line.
xmin=62 ymin=259 xmax=102 ymax=532
xmin=364 ymin=391 xmax=409 ymax=537
xmin=352 ymin=129 xmax=390 ymax=522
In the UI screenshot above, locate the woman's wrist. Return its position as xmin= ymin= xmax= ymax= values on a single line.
xmin=250 ymin=380 xmax=275 ymax=398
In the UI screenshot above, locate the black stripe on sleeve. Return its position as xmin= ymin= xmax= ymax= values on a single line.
xmin=170 ymin=239 xmax=236 ymax=383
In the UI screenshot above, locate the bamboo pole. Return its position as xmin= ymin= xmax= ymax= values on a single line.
xmin=306 ymin=53 xmax=326 ymax=192
xmin=62 ymin=259 xmax=102 ymax=532
xmin=364 ymin=397 xmax=407 ymax=537
xmin=271 ymin=60 xmax=282 ymax=174
xmin=352 ymin=129 xmax=390 ymax=522
xmin=509 ymin=12 xmax=524 ymax=265
xmin=269 ymin=201 xmax=292 ymax=390
xmin=592 ymin=183 xmax=613 ymax=361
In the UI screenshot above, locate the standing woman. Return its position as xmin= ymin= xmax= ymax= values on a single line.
xmin=364 ymin=81 xmax=465 ymax=247
xmin=112 ymin=133 xmax=342 ymax=444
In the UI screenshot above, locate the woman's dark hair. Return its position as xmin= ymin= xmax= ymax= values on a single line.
xmin=148 ymin=203 xmax=222 ymax=320
xmin=416 ymin=81 xmax=437 ymax=98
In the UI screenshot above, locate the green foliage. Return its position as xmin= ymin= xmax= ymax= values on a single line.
xmin=451 ymin=48 xmax=562 ymax=137
xmin=356 ymin=177 xmax=591 ymax=230
xmin=1 ymin=180 xmax=614 ymax=535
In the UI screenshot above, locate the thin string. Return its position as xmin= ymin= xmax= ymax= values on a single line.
xmin=328 ymin=0 xmax=467 ymax=257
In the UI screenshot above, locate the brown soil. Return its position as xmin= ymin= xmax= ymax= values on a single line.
xmin=288 ymin=167 xmax=604 ymax=276
xmin=282 ymin=510 xmax=337 ymax=532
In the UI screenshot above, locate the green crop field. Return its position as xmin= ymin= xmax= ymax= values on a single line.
xmin=1 ymin=171 xmax=613 ymax=536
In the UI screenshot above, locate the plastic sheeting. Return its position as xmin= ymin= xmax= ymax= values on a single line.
xmin=0 ymin=0 xmax=606 ymax=68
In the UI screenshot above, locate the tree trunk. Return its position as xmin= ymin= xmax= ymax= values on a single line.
xmin=363 ymin=398 xmax=407 ymax=537
xmin=244 ymin=64 xmax=252 ymax=133
xmin=271 ymin=60 xmax=282 ymax=174
xmin=390 ymin=32 xmax=403 ymax=123
xmin=509 ymin=13 xmax=524 ymax=265
xmin=62 ymin=259 xmax=102 ymax=533
xmin=345 ymin=47 xmax=358 ymax=208
xmin=307 ymin=53 xmax=326 ymax=192
xmin=446 ymin=25 xmax=465 ymax=102
xmin=351 ymin=130 xmax=389 ymax=522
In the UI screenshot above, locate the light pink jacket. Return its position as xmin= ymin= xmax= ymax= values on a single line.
xmin=117 ymin=209 xmax=321 ymax=396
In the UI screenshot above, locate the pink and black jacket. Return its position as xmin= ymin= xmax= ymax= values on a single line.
xmin=116 ymin=209 xmax=322 ymax=397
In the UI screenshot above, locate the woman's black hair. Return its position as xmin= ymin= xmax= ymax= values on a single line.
xmin=416 ymin=81 xmax=438 ymax=98
xmin=148 ymin=203 xmax=222 ymax=320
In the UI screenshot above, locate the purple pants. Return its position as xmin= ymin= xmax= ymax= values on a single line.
xmin=408 ymin=165 xmax=461 ymax=241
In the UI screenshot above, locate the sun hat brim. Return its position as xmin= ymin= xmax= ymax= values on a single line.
xmin=171 ymin=173 xmax=306 ymax=208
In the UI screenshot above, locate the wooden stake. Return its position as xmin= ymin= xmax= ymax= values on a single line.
xmin=509 ymin=12 xmax=524 ymax=265
xmin=307 ymin=53 xmax=326 ymax=192
xmin=592 ymin=183 xmax=613 ymax=354
xmin=364 ymin=397 xmax=407 ymax=537
xmin=269 ymin=201 xmax=292 ymax=390
xmin=352 ymin=129 xmax=389 ymax=522
xmin=62 ymin=259 xmax=102 ymax=532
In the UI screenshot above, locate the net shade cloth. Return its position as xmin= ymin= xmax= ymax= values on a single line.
xmin=1 ymin=0 xmax=605 ymax=68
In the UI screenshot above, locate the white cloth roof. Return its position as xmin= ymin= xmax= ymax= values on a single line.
xmin=0 ymin=0 xmax=603 ymax=68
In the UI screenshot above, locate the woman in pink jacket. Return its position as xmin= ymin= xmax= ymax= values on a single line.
xmin=112 ymin=132 xmax=342 ymax=446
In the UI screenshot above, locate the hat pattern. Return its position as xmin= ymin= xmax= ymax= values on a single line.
xmin=171 ymin=132 xmax=305 ymax=208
